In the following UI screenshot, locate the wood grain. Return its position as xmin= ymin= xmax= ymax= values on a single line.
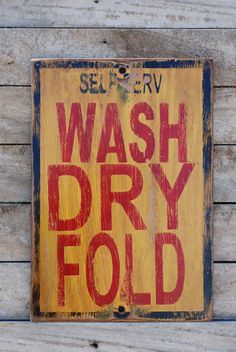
xmin=0 ymin=29 xmax=236 ymax=85
xmin=1 ymin=0 xmax=236 ymax=29
xmin=0 ymin=145 xmax=234 ymax=202
xmin=0 ymin=87 xmax=31 ymax=144
xmin=1 ymin=87 xmax=236 ymax=144
xmin=0 ymin=263 xmax=30 ymax=320
xmin=0 ymin=204 xmax=31 ymax=261
xmin=0 ymin=204 xmax=235 ymax=262
xmin=0 ymin=263 xmax=234 ymax=320
xmin=215 ymin=88 xmax=236 ymax=144
xmin=214 ymin=264 xmax=236 ymax=319
xmin=214 ymin=204 xmax=236 ymax=262
xmin=0 ymin=322 xmax=235 ymax=352
xmin=214 ymin=146 xmax=236 ymax=202
xmin=0 ymin=145 xmax=31 ymax=202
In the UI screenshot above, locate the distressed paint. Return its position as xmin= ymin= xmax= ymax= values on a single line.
xmin=31 ymin=59 xmax=213 ymax=321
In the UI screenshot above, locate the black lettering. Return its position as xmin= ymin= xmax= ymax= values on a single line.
xmin=80 ymin=73 xmax=89 ymax=94
xmin=134 ymin=80 xmax=142 ymax=94
xmin=99 ymin=74 xmax=107 ymax=94
xmin=153 ymin=74 xmax=162 ymax=93
xmin=89 ymin=74 xmax=99 ymax=94
xmin=143 ymin=74 xmax=152 ymax=93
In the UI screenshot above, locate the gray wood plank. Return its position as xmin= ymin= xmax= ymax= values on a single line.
xmin=0 ymin=87 xmax=31 ymax=144
xmin=0 ymin=29 xmax=236 ymax=85
xmin=0 ymin=322 xmax=235 ymax=352
xmin=0 ymin=145 xmax=234 ymax=202
xmin=215 ymin=88 xmax=236 ymax=144
xmin=214 ymin=146 xmax=236 ymax=202
xmin=0 ymin=145 xmax=31 ymax=202
xmin=1 ymin=87 xmax=235 ymax=144
xmin=0 ymin=263 xmax=30 ymax=320
xmin=0 ymin=263 xmax=234 ymax=320
xmin=0 ymin=204 xmax=31 ymax=261
xmin=214 ymin=264 xmax=236 ymax=319
xmin=0 ymin=204 xmax=235 ymax=262
xmin=0 ymin=0 xmax=236 ymax=29
xmin=214 ymin=204 xmax=236 ymax=262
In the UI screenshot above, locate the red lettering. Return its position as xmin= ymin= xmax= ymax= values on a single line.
xmin=48 ymin=165 xmax=92 ymax=231
xmin=57 ymin=234 xmax=80 ymax=306
xmin=129 ymin=102 xmax=155 ymax=162
xmin=125 ymin=234 xmax=151 ymax=304
xmin=160 ymin=103 xmax=187 ymax=162
xmin=150 ymin=163 xmax=194 ymax=229
xmin=86 ymin=233 xmax=120 ymax=306
xmin=97 ymin=103 xmax=127 ymax=162
xmin=101 ymin=164 xmax=146 ymax=230
xmin=56 ymin=102 xmax=96 ymax=162
xmin=155 ymin=233 xmax=185 ymax=304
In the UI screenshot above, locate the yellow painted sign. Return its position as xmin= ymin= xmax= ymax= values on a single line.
xmin=32 ymin=59 xmax=213 ymax=321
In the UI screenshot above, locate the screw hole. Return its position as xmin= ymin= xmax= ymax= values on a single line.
xmin=118 ymin=305 xmax=125 ymax=313
xmin=94 ymin=0 xmax=99 ymax=3
xmin=102 ymin=39 xmax=107 ymax=44
xmin=119 ymin=67 xmax=126 ymax=75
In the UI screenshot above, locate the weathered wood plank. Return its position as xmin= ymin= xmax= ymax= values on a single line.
xmin=0 ymin=87 xmax=31 ymax=144
xmin=0 ymin=204 xmax=235 ymax=262
xmin=0 ymin=322 xmax=235 ymax=352
xmin=0 ymin=263 xmax=234 ymax=320
xmin=214 ymin=264 xmax=236 ymax=319
xmin=0 ymin=29 xmax=236 ymax=85
xmin=214 ymin=204 xmax=236 ymax=262
xmin=0 ymin=146 xmax=31 ymax=202
xmin=214 ymin=146 xmax=236 ymax=202
xmin=1 ymin=0 xmax=236 ymax=29
xmin=1 ymin=87 xmax=236 ymax=144
xmin=215 ymin=88 xmax=236 ymax=144
xmin=0 ymin=264 xmax=30 ymax=320
xmin=0 ymin=145 xmax=235 ymax=202
xmin=0 ymin=204 xmax=31 ymax=261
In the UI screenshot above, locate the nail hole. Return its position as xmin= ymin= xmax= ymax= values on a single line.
xmin=119 ymin=67 xmax=126 ymax=75
xmin=94 ymin=0 xmax=99 ymax=3
xmin=90 ymin=341 xmax=99 ymax=349
xmin=102 ymin=40 xmax=107 ymax=44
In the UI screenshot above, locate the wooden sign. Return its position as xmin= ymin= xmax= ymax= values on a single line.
xmin=31 ymin=59 xmax=213 ymax=321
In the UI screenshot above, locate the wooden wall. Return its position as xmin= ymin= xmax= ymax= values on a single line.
xmin=0 ymin=0 xmax=235 ymax=350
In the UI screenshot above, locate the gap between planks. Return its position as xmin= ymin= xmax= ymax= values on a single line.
xmin=1 ymin=27 xmax=236 ymax=30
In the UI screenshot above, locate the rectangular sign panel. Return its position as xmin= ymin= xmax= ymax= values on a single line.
xmin=32 ymin=59 xmax=213 ymax=321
